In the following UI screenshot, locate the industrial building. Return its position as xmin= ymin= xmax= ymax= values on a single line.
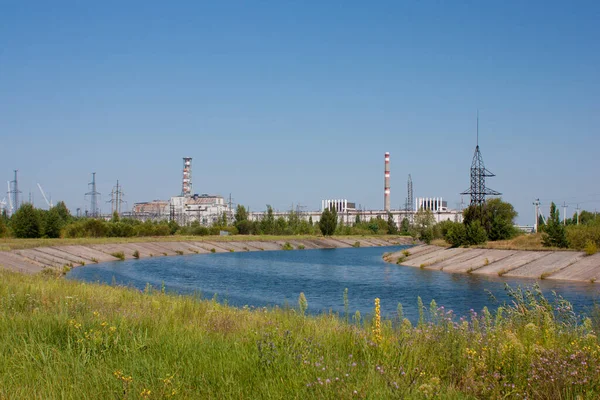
xmin=131 ymin=157 xmax=231 ymax=225
xmin=130 ymin=154 xmax=462 ymax=227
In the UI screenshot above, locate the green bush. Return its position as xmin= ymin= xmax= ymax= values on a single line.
xmin=444 ymin=222 xmax=467 ymax=247
xmin=10 ymin=204 xmax=42 ymax=238
xmin=585 ymin=241 xmax=597 ymax=256
xmin=466 ymin=220 xmax=487 ymax=245
xmin=566 ymin=225 xmax=600 ymax=250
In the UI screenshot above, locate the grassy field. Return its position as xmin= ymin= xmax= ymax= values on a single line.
xmin=0 ymin=235 xmax=407 ymax=252
xmin=432 ymin=234 xmax=577 ymax=252
xmin=1 ymin=270 xmax=599 ymax=399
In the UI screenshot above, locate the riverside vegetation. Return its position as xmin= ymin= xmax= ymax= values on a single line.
xmin=0 ymin=203 xmax=406 ymax=240
xmin=1 ymin=269 xmax=600 ymax=399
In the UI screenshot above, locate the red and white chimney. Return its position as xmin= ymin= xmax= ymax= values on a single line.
xmin=384 ymin=152 xmax=390 ymax=211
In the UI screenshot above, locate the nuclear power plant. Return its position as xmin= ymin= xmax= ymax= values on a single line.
xmin=128 ymin=152 xmax=462 ymax=227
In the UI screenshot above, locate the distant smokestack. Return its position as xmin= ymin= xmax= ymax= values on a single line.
xmin=384 ymin=152 xmax=390 ymax=211
xmin=182 ymin=157 xmax=192 ymax=197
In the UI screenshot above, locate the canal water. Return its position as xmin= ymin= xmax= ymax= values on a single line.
xmin=67 ymin=245 xmax=600 ymax=322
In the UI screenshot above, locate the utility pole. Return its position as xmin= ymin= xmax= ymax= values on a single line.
xmin=533 ymin=198 xmax=540 ymax=233
xmin=562 ymin=202 xmax=568 ymax=226
xmin=107 ymin=180 xmax=125 ymax=215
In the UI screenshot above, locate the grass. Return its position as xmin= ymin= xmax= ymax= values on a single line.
xmin=110 ymin=251 xmax=125 ymax=261
xmin=132 ymin=250 xmax=140 ymax=259
xmin=0 ymin=271 xmax=599 ymax=399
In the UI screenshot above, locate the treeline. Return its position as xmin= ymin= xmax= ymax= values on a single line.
xmin=0 ymin=203 xmax=407 ymax=239
xmin=537 ymin=202 xmax=599 ymax=253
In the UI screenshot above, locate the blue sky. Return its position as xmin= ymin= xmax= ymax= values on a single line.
xmin=1 ymin=1 xmax=599 ymax=224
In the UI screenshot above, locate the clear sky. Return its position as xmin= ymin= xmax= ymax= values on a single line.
xmin=1 ymin=1 xmax=599 ymax=224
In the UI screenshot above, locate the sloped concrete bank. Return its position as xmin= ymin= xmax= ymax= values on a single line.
xmin=0 ymin=237 xmax=414 ymax=274
xmin=383 ymin=245 xmax=600 ymax=283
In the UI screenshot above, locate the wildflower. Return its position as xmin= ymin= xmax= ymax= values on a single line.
xmin=372 ymin=298 xmax=382 ymax=345
xmin=140 ymin=388 xmax=151 ymax=398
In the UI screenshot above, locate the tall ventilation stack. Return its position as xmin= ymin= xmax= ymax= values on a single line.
xmin=384 ymin=152 xmax=391 ymax=211
xmin=182 ymin=157 xmax=193 ymax=197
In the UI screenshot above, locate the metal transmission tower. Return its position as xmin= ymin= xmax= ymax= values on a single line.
xmin=8 ymin=170 xmax=22 ymax=213
xmin=107 ymin=180 xmax=126 ymax=215
xmin=85 ymin=172 xmax=101 ymax=217
xmin=407 ymin=174 xmax=413 ymax=211
xmin=461 ymin=114 xmax=500 ymax=206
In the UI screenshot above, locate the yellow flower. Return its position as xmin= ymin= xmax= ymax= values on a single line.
xmin=372 ymin=298 xmax=382 ymax=345
xmin=140 ymin=388 xmax=151 ymax=398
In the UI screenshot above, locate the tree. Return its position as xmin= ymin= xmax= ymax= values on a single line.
xmin=234 ymin=205 xmax=252 ymax=234
xmin=10 ymin=204 xmax=42 ymax=238
xmin=466 ymin=220 xmax=487 ymax=245
xmin=400 ymin=218 xmax=410 ymax=235
xmin=463 ymin=198 xmax=518 ymax=241
xmin=319 ymin=206 xmax=338 ymax=236
xmin=53 ymin=201 xmax=72 ymax=224
xmin=445 ymin=222 xmax=467 ymax=247
xmin=542 ymin=202 xmax=568 ymax=248
xmin=386 ymin=213 xmax=398 ymax=234
xmin=355 ymin=214 xmax=361 ymax=225
xmin=43 ymin=206 xmax=64 ymax=238
xmin=260 ymin=205 xmax=275 ymax=234
xmin=111 ymin=211 xmax=120 ymax=222
xmin=414 ymin=208 xmax=435 ymax=243
xmin=0 ymin=216 xmax=8 ymax=238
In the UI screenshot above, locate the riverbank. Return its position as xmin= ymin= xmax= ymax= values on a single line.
xmin=0 ymin=235 xmax=413 ymax=274
xmin=1 ymin=268 xmax=599 ymax=399
xmin=384 ymin=244 xmax=600 ymax=283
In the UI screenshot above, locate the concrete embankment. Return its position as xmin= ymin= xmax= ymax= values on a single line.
xmin=383 ymin=245 xmax=600 ymax=283
xmin=0 ymin=237 xmax=414 ymax=274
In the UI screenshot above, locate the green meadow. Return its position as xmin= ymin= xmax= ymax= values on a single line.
xmin=1 ymin=269 xmax=599 ymax=399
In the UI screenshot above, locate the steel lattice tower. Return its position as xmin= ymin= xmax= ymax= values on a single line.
xmin=461 ymin=115 xmax=500 ymax=206
xmin=407 ymin=174 xmax=413 ymax=211
xmin=85 ymin=172 xmax=101 ymax=217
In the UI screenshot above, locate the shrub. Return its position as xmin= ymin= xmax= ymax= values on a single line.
xmin=567 ymin=225 xmax=600 ymax=250
xmin=466 ymin=220 xmax=487 ymax=245
xmin=445 ymin=222 xmax=467 ymax=247
xmin=585 ymin=241 xmax=598 ymax=256
xmin=132 ymin=250 xmax=140 ymax=259
xmin=111 ymin=251 xmax=125 ymax=261
xmin=352 ymin=241 xmax=361 ymax=248
xmin=281 ymin=242 xmax=293 ymax=251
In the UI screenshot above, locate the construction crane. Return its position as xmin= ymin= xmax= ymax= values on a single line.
xmin=37 ymin=183 xmax=53 ymax=208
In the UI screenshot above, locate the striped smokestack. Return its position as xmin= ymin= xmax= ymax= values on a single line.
xmin=384 ymin=152 xmax=390 ymax=211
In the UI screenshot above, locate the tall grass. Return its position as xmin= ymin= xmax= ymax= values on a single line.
xmin=0 ymin=270 xmax=598 ymax=399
